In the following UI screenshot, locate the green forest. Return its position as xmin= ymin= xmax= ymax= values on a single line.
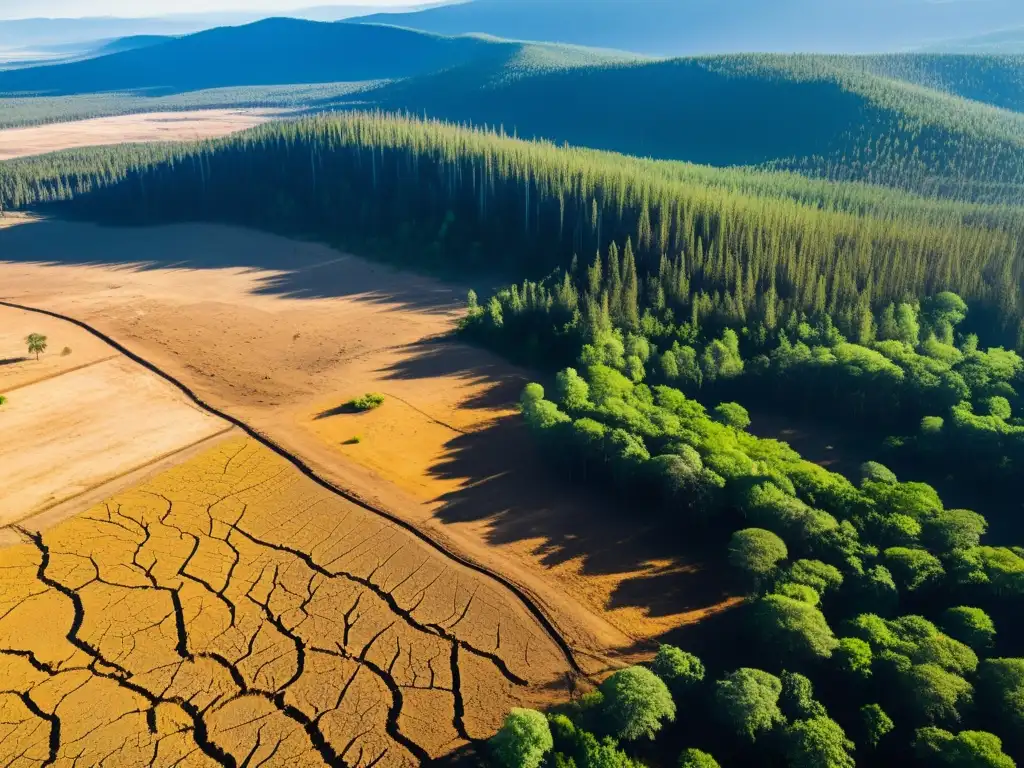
xmin=2 ymin=112 xmax=1023 ymax=340
xmin=3 ymin=22 xmax=1024 ymax=205
xmin=375 ymin=53 xmax=1024 ymax=204
xmin=1 ymin=111 xmax=1023 ymax=766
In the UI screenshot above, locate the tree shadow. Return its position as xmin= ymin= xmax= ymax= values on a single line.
xmin=378 ymin=337 xmax=742 ymax=637
xmin=0 ymin=357 xmax=28 ymax=366
xmin=432 ymin=743 xmax=486 ymax=768
xmin=746 ymin=407 xmax=872 ymax=482
xmin=378 ymin=336 xmax=529 ymax=412
xmin=314 ymin=402 xmax=361 ymax=419
xmin=0 ymin=216 xmax=463 ymax=315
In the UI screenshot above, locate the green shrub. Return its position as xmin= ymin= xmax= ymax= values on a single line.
xmin=941 ymin=607 xmax=995 ymax=651
xmin=651 ymin=646 xmax=705 ymax=695
xmin=348 ymin=393 xmax=385 ymax=412
xmin=860 ymin=461 xmax=897 ymax=485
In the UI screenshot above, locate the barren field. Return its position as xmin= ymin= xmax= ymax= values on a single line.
xmin=0 ymin=215 xmax=740 ymax=671
xmin=0 ymin=110 xmax=274 ymax=160
xmin=0 ymin=305 xmax=230 ymax=528
xmin=0 ymin=437 xmax=568 ymax=766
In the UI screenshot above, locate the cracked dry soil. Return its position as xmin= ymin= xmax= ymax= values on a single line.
xmin=0 ymin=438 xmax=569 ymax=767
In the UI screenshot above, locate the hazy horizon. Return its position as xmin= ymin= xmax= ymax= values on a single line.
xmin=0 ymin=0 xmax=427 ymax=20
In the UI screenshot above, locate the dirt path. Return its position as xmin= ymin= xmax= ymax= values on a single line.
xmin=0 ymin=216 xmax=739 ymax=672
xmin=0 ymin=109 xmax=275 ymax=160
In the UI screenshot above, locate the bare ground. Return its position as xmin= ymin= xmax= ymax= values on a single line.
xmin=0 ymin=305 xmax=230 ymax=527
xmin=0 ymin=110 xmax=275 ymax=161
xmin=0 ymin=215 xmax=740 ymax=672
xmin=0 ymin=437 xmax=569 ymax=766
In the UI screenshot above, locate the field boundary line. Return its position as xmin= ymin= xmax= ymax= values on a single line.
xmin=3 ymin=425 xmax=238 ymax=535
xmin=3 ymin=354 xmax=120 ymax=393
xmin=0 ymin=299 xmax=585 ymax=679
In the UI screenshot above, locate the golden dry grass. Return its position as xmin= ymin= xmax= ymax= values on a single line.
xmin=0 ymin=110 xmax=274 ymax=161
xmin=0 ymin=438 xmax=569 ymax=767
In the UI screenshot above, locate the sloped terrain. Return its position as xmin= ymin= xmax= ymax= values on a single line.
xmin=0 ymin=437 xmax=569 ymax=766
xmin=0 ymin=17 xmax=1020 ymax=203
xmin=373 ymin=53 xmax=1024 ymax=202
xmin=0 ymin=110 xmax=272 ymax=161
xmin=0 ymin=19 xmax=507 ymax=95
xmin=842 ymin=53 xmax=1024 ymax=113
xmin=350 ymin=0 xmax=1024 ymax=55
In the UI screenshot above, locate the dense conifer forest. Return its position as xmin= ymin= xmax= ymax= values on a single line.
xmin=2 ymin=18 xmax=1024 ymax=204
xmin=376 ymin=53 xmax=1024 ymax=204
xmin=2 ymin=111 xmax=1024 ymax=767
xmin=2 ymin=112 xmax=1022 ymax=337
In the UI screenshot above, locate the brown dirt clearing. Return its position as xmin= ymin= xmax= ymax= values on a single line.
xmin=0 ymin=216 xmax=740 ymax=670
xmin=0 ymin=305 xmax=229 ymax=527
xmin=0 ymin=109 xmax=275 ymax=161
xmin=0 ymin=437 xmax=568 ymax=766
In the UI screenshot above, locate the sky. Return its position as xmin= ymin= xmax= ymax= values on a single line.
xmin=0 ymin=0 xmax=420 ymax=19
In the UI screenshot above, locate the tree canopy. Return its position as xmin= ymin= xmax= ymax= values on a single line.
xmin=713 ymin=668 xmax=785 ymax=741
xmin=490 ymin=708 xmax=553 ymax=768
xmin=599 ymin=666 xmax=676 ymax=742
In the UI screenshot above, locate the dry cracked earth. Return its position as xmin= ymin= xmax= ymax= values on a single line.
xmin=0 ymin=438 xmax=570 ymax=767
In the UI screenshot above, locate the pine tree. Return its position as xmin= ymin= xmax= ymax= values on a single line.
xmin=622 ymin=238 xmax=640 ymax=330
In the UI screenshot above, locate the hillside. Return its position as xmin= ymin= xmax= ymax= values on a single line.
xmin=924 ymin=26 xmax=1024 ymax=54
xmin=373 ymin=53 xmax=1024 ymax=204
xmin=845 ymin=54 xmax=1024 ymax=113
xmin=0 ymin=18 xmax=505 ymax=95
xmin=0 ymin=3 xmax=442 ymax=49
xmin=351 ymin=0 xmax=1024 ymax=56
xmin=92 ymin=34 xmax=176 ymax=56
xmin=0 ymin=16 xmax=206 ymax=49
xmin=1 ymin=20 xmax=1022 ymax=204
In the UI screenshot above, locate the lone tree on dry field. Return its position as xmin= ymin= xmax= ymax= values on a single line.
xmin=26 ymin=333 xmax=47 ymax=361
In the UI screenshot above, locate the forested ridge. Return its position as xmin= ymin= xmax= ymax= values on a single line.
xmin=841 ymin=54 xmax=1024 ymax=113
xmin=2 ymin=111 xmax=1024 ymax=765
xmin=349 ymin=0 xmax=1024 ymax=56
xmin=2 ymin=19 xmax=1024 ymax=204
xmin=376 ymin=53 xmax=1024 ymax=204
xmin=2 ymin=112 xmax=1022 ymax=339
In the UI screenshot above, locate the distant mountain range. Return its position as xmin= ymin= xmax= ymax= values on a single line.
xmin=0 ymin=18 xmax=514 ymax=93
xmin=923 ymin=27 xmax=1024 ymax=55
xmin=351 ymin=0 xmax=1024 ymax=56
xmin=0 ymin=3 xmax=449 ymax=50
xmin=0 ymin=15 xmax=1022 ymax=204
